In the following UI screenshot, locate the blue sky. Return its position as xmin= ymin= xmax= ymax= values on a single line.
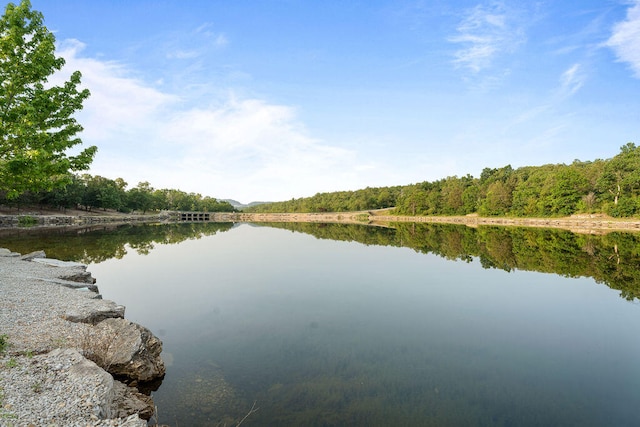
xmin=25 ymin=0 xmax=640 ymax=203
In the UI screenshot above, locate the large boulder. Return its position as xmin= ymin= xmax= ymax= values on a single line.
xmin=62 ymin=301 xmax=125 ymax=325
xmin=88 ymin=318 xmax=166 ymax=383
xmin=63 ymin=348 xmax=151 ymax=421
xmin=110 ymin=381 xmax=155 ymax=420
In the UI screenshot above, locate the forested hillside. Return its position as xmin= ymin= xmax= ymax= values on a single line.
xmin=244 ymin=186 xmax=403 ymax=214
xmin=245 ymin=143 xmax=640 ymax=218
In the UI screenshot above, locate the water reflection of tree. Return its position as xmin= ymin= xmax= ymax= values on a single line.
xmin=264 ymin=222 xmax=640 ymax=301
xmin=4 ymin=221 xmax=639 ymax=300
xmin=0 ymin=222 xmax=234 ymax=264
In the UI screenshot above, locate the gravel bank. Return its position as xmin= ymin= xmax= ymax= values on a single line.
xmin=0 ymin=249 xmax=152 ymax=426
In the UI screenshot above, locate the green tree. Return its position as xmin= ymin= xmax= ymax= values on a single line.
xmin=478 ymin=165 xmax=515 ymax=216
xmin=596 ymin=143 xmax=640 ymax=216
xmin=536 ymin=166 xmax=590 ymax=216
xmin=0 ymin=0 xmax=96 ymax=199
xmin=479 ymin=181 xmax=512 ymax=215
xmin=38 ymin=173 xmax=84 ymax=210
xmin=126 ymin=181 xmax=154 ymax=214
xmin=80 ymin=175 xmax=125 ymax=211
xmin=440 ymin=177 xmax=464 ymax=215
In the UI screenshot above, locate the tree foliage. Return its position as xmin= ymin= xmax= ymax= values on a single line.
xmin=0 ymin=173 xmax=236 ymax=213
xmin=0 ymin=0 xmax=96 ymax=198
xmin=246 ymin=143 xmax=640 ymax=218
xmin=245 ymin=186 xmax=402 ymax=214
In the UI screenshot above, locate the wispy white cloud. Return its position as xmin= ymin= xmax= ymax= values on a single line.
xmin=606 ymin=0 xmax=640 ymax=77
xmin=166 ymin=50 xmax=201 ymax=60
xmin=558 ymin=63 xmax=585 ymax=97
xmin=164 ymin=23 xmax=228 ymax=61
xmin=214 ymin=34 xmax=228 ymax=48
xmin=53 ymin=40 xmax=371 ymax=202
xmin=449 ymin=1 xmax=525 ymax=73
xmin=55 ymin=39 xmax=178 ymax=142
xmin=502 ymin=63 xmax=585 ymax=142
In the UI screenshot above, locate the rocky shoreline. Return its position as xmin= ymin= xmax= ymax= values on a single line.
xmin=0 ymin=212 xmax=171 ymax=228
xmin=0 ymin=248 xmax=165 ymax=426
xmin=4 ymin=210 xmax=640 ymax=234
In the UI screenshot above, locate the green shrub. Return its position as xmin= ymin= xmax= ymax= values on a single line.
xmin=17 ymin=215 xmax=38 ymax=227
xmin=606 ymin=198 xmax=638 ymax=217
xmin=0 ymin=334 xmax=9 ymax=354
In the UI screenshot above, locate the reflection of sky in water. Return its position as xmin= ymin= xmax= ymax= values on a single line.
xmin=88 ymin=224 xmax=640 ymax=426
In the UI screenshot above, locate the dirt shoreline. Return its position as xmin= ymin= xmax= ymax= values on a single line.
xmin=2 ymin=209 xmax=640 ymax=233
xmin=209 ymin=212 xmax=640 ymax=234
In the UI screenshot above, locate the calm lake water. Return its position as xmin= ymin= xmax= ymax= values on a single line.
xmin=2 ymin=222 xmax=640 ymax=426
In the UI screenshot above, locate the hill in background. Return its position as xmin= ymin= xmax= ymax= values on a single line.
xmin=222 ymin=200 xmax=270 ymax=210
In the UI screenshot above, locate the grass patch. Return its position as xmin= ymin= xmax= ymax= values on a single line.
xmin=17 ymin=215 xmax=39 ymax=227
xmin=0 ymin=388 xmax=17 ymax=420
xmin=0 ymin=335 xmax=9 ymax=354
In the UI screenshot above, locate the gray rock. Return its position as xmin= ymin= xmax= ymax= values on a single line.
xmin=0 ymin=348 xmax=150 ymax=425
xmin=0 ymin=251 xmax=168 ymax=425
xmin=0 ymin=247 xmax=20 ymax=257
xmin=63 ymin=348 xmax=118 ymax=419
xmin=63 ymin=348 xmax=154 ymax=421
xmin=62 ymin=303 xmax=125 ymax=325
xmin=0 ymin=251 xmax=162 ymax=425
xmin=20 ymin=250 xmax=47 ymax=260
xmin=118 ymin=413 xmax=149 ymax=426
xmin=117 ymin=414 xmax=147 ymax=427
xmin=31 ymin=257 xmax=87 ymax=268
xmin=111 ymin=381 xmax=155 ymax=420
xmin=91 ymin=318 xmax=166 ymax=382
xmin=32 ymin=276 xmax=100 ymax=292
xmin=59 ymin=269 xmax=97 ymax=284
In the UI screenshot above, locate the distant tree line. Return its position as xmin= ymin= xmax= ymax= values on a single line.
xmin=245 ymin=186 xmax=403 ymax=214
xmin=0 ymin=173 xmax=236 ymax=213
xmin=246 ymin=143 xmax=640 ymax=218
